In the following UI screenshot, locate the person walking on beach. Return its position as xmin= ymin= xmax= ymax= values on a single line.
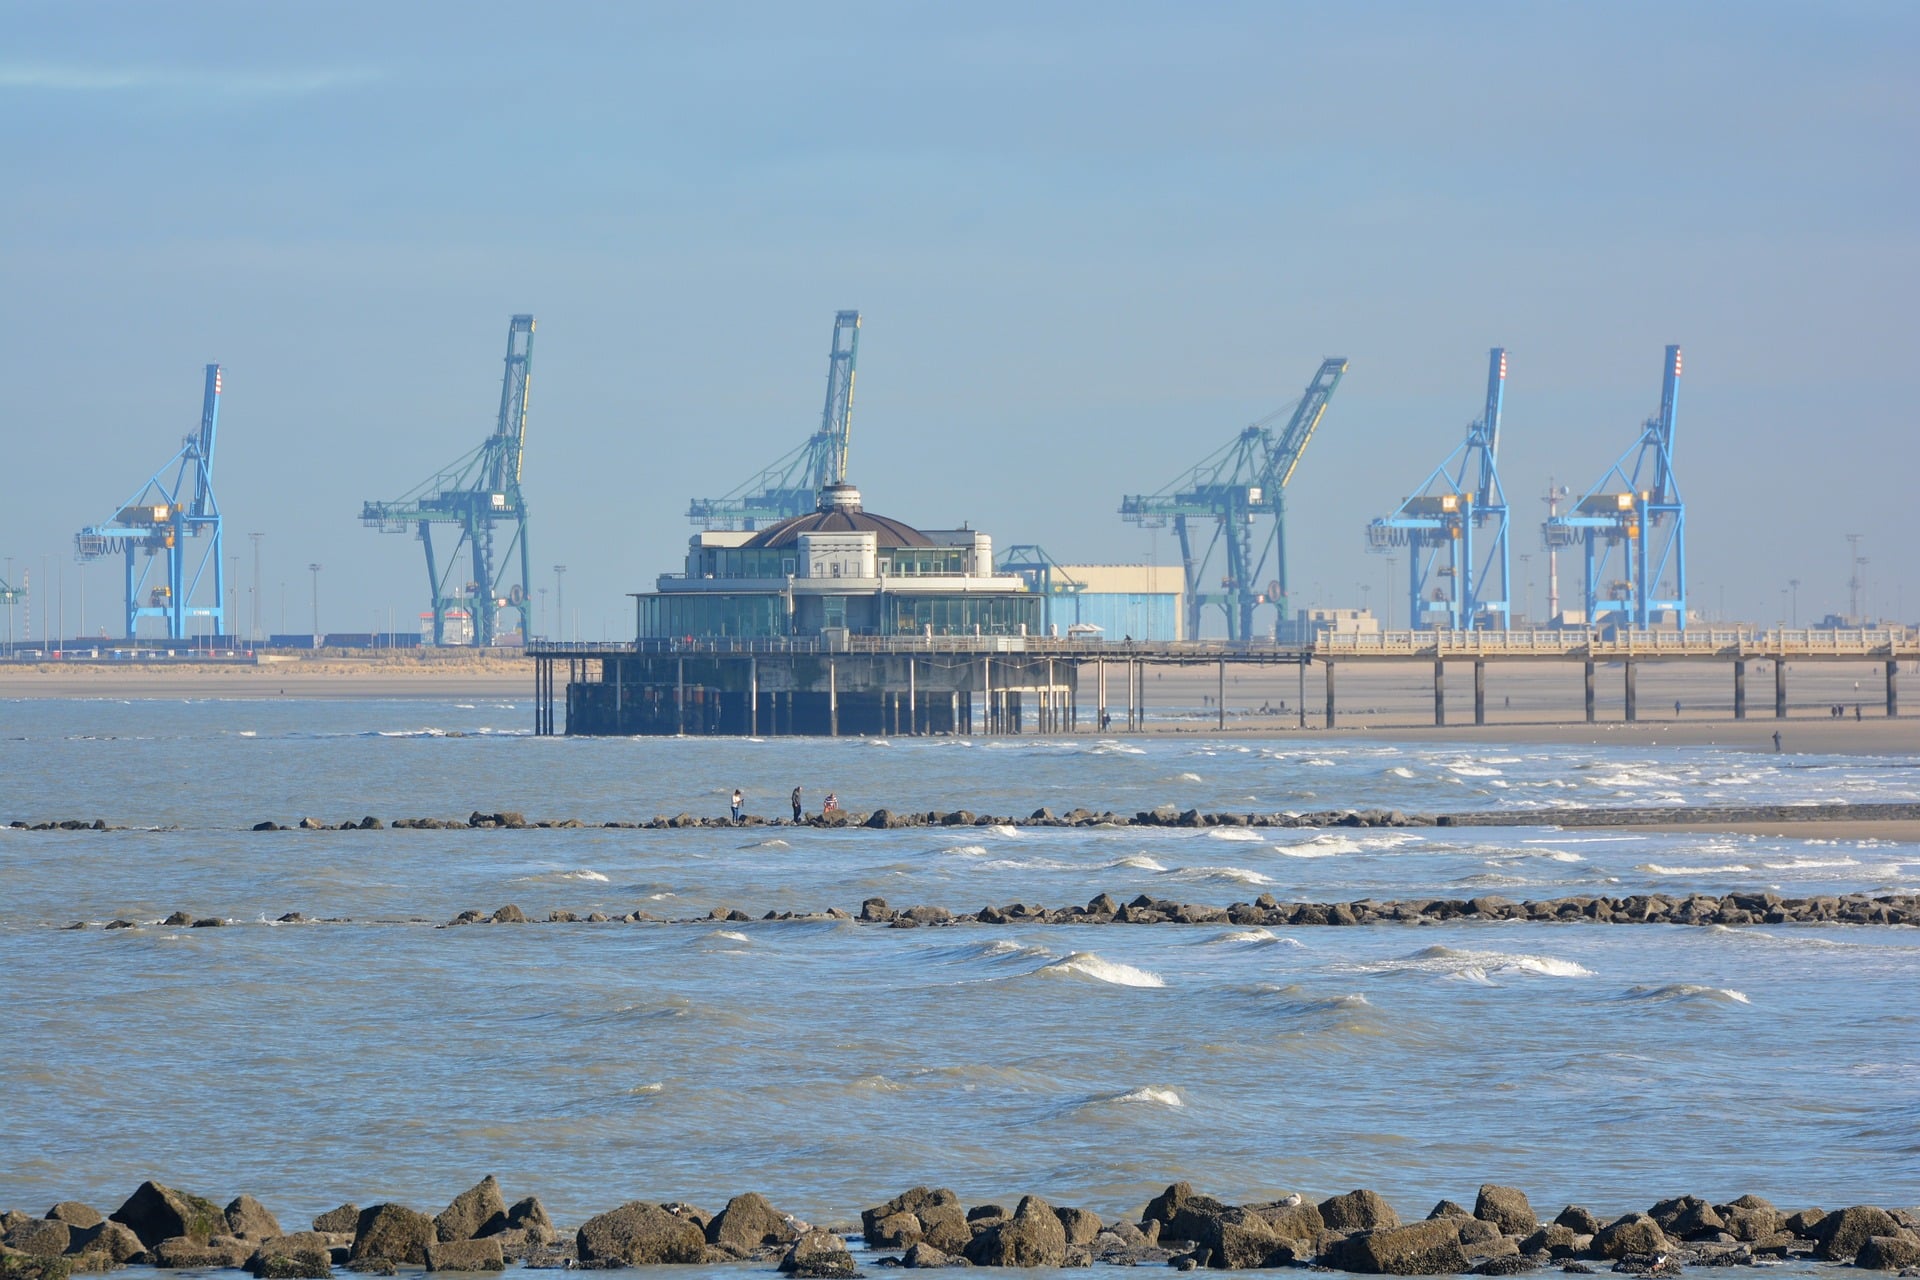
xmin=730 ymin=788 xmax=744 ymax=822
xmin=791 ymin=786 xmax=803 ymax=822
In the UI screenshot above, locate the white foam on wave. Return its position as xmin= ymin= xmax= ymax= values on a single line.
xmin=1098 ymin=1086 xmax=1184 ymax=1108
xmin=1760 ymin=856 xmax=1860 ymax=870
xmin=707 ymin=929 xmax=750 ymax=943
xmin=1175 ymin=771 xmax=1204 ymax=783
xmin=1447 ymin=763 xmax=1503 ymax=778
xmin=1620 ymin=983 xmax=1751 ymax=1005
xmin=236 ymin=730 xmax=257 ymax=738
xmin=1109 ymin=853 xmax=1168 ymax=872
xmin=1386 ymin=766 xmax=1416 ymax=779
xmin=626 ymin=1081 xmax=664 ymax=1095
xmin=1034 ymin=952 xmax=1165 ymax=988
xmin=986 ymin=824 xmax=1023 ymax=839
xmin=941 ymin=844 xmax=990 ymax=859
xmin=1205 ymin=827 xmax=1264 ymax=842
xmin=1167 ymin=864 xmax=1274 ymax=886
xmin=1281 ymin=834 xmax=1358 ymax=857
xmin=1357 ymin=944 xmax=1594 ymax=980
xmin=1209 ymin=928 xmax=1306 ymax=949
xmin=513 ymin=868 xmax=610 ymax=883
xmin=1639 ymin=863 xmax=1754 ymax=875
xmin=744 ymin=838 xmax=791 ymax=851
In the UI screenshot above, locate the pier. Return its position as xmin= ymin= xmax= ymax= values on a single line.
xmin=529 ymin=629 xmax=1916 ymax=736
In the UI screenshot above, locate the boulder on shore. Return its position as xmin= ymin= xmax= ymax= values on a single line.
xmin=111 ymin=1182 xmax=231 ymax=1249
xmin=1320 ymin=1190 xmax=1401 ymax=1233
xmin=225 ymin=1196 xmax=283 ymax=1242
xmin=707 ymin=1193 xmax=794 ymax=1255
xmin=424 ymin=1238 xmax=505 ymax=1272
xmin=574 ymin=1202 xmax=706 ymax=1266
xmin=350 ymin=1205 xmax=435 ymax=1266
xmin=434 ymin=1177 xmax=507 ymax=1243
xmin=1322 ymin=1219 xmax=1468 ymax=1275
xmin=963 ymin=1196 xmax=1067 ymax=1268
xmin=779 ymin=1229 xmax=855 ymax=1278
xmin=1473 ymin=1186 xmax=1537 ymax=1236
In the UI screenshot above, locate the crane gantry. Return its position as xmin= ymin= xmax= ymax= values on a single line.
xmin=74 ymin=364 xmax=226 ymax=640
xmin=688 ymin=310 xmax=861 ymax=529
xmin=1542 ymin=345 xmax=1686 ymax=631
xmin=1120 ymin=357 xmax=1346 ymax=643
xmin=362 ymin=315 xmax=535 ymax=646
xmin=1366 ymin=348 xmax=1513 ymax=630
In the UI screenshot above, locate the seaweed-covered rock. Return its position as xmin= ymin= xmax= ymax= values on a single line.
xmin=574 ymin=1203 xmax=705 ymax=1266
xmin=226 ymin=1196 xmax=284 ymax=1242
xmin=708 ymin=1193 xmax=794 ymax=1255
xmin=111 ymin=1182 xmax=230 ymax=1249
xmin=1590 ymin=1214 xmax=1669 ymax=1260
xmin=350 ymin=1205 xmax=435 ymax=1266
xmin=1473 ymin=1186 xmax=1537 ymax=1236
xmin=779 ymin=1229 xmax=855 ymax=1278
xmin=1321 ymin=1190 xmax=1401 ymax=1233
xmin=424 ymin=1239 xmax=504 ymax=1272
xmin=1323 ymin=1220 xmax=1468 ymax=1275
xmin=312 ymin=1207 xmax=358 ymax=1236
xmin=434 ymin=1177 xmax=506 ymax=1243
xmin=1812 ymin=1206 xmax=1905 ymax=1261
xmin=964 ymin=1197 xmax=1067 ymax=1268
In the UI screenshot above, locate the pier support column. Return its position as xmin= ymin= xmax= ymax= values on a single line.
xmin=1473 ymin=660 xmax=1486 ymax=726
xmin=1734 ymin=660 xmax=1747 ymax=720
xmin=1775 ymin=661 xmax=1787 ymax=719
xmin=829 ymin=659 xmax=838 ymax=737
xmin=1433 ymin=660 xmax=1446 ymax=727
xmin=749 ymin=658 xmax=758 ymax=737
xmin=1888 ymin=660 xmax=1900 ymax=718
xmin=1624 ymin=661 xmax=1637 ymax=722
xmin=1583 ymin=661 xmax=1596 ymax=724
xmin=1096 ymin=659 xmax=1106 ymax=733
xmin=1324 ymin=661 xmax=1336 ymax=729
xmin=907 ymin=660 xmax=917 ymax=735
xmin=676 ymin=658 xmax=685 ymax=735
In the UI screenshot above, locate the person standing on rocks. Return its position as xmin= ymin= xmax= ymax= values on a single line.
xmin=823 ymin=792 xmax=838 ymax=816
xmin=731 ymin=788 xmax=744 ymax=822
xmin=791 ymin=786 xmax=803 ymax=822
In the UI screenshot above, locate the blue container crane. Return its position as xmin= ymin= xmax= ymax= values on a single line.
xmin=1120 ymin=357 xmax=1346 ymax=642
xmin=74 ymin=364 xmax=226 ymax=640
xmin=1542 ymin=345 xmax=1686 ymax=631
xmin=688 ymin=311 xmax=861 ymax=529
xmin=362 ymin=316 xmax=535 ymax=646
xmin=1365 ymin=348 xmax=1512 ymax=631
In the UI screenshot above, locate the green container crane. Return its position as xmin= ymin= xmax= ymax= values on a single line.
xmin=363 ymin=315 xmax=534 ymax=647
xmin=1120 ymin=357 xmax=1346 ymax=643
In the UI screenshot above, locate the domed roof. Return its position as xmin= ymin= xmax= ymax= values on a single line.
xmin=742 ymin=483 xmax=937 ymax=550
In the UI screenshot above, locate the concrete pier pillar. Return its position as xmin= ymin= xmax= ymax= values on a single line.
xmin=908 ymin=660 xmax=917 ymax=735
xmin=1734 ymin=660 xmax=1747 ymax=720
xmin=749 ymin=657 xmax=758 ymax=736
xmin=1888 ymin=660 xmax=1900 ymax=719
xmin=1624 ymin=661 xmax=1637 ymax=722
xmin=1433 ymin=660 xmax=1446 ymax=727
xmin=1095 ymin=659 xmax=1106 ymax=734
xmin=1775 ymin=661 xmax=1787 ymax=719
xmin=676 ymin=658 xmax=686 ymax=735
xmin=1584 ymin=661 xmax=1596 ymax=724
xmin=1324 ymin=661 xmax=1336 ymax=729
xmin=1474 ymin=660 xmax=1486 ymax=726
xmin=828 ymin=659 xmax=838 ymax=737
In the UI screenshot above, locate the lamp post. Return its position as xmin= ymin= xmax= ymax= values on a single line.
xmin=1789 ymin=578 xmax=1801 ymax=628
xmin=309 ymin=563 xmax=322 ymax=649
xmin=249 ymin=532 xmax=264 ymax=642
xmin=1519 ymin=553 xmax=1532 ymax=628
xmin=554 ymin=565 xmax=567 ymax=643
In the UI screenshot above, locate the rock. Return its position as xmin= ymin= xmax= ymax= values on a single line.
xmin=708 ymin=1193 xmax=794 ymax=1254
xmin=1517 ymin=1225 xmax=1580 ymax=1258
xmin=313 ymin=1207 xmax=359 ymax=1236
xmin=1812 ymin=1206 xmax=1905 ymax=1261
xmin=1247 ymin=1201 xmax=1324 ymax=1243
xmin=1053 ymin=1208 xmax=1103 ymax=1247
xmin=151 ymin=1236 xmax=234 ymax=1269
xmin=780 ymin=1229 xmax=856 ymax=1277
xmin=227 ymin=1195 xmax=284 ymax=1241
xmin=964 ymin=1196 xmax=1068 ymax=1268
xmin=489 ymin=905 xmax=526 ymax=924
xmin=1714 ymin=1197 xmax=1781 ymax=1243
xmin=1456 ymin=1219 xmax=1501 ymax=1245
xmin=1470 ymin=1253 xmax=1542 ymax=1275
xmin=900 ymin=1243 xmax=955 ymax=1268
xmin=501 ymin=1198 xmax=550 ymax=1240
xmin=1475 ymin=1186 xmax=1538 ymax=1236
xmin=67 ymin=1222 xmax=145 ymax=1265
xmin=1647 ymin=1196 xmax=1712 ymax=1233
xmin=5 ymin=1223 xmax=68 ymax=1259
xmin=1667 ymin=1200 xmax=1726 ymax=1239
xmin=424 ymin=1239 xmax=504 ymax=1272
xmin=1856 ymin=1235 xmax=1920 ymax=1270
xmin=1460 ymin=1236 xmax=1520 ymax=1265
xmin=1781 ymin=1208 xmax=1825 ymax=1238
xmin=435 ymin=1177 xmax=507 ymax=1242
xmin=1189 ymin=1207 xmax=1298 ymax=1269
xmin=1320 ymin=1190 xmax=1401 ymax=1233
xmin=1142 ymin=1183 xmax=1201 ymax=1232
xmin=111 ymin=1181 xmax=231 ymax=1248
xmin=1589 ymin=1214 xmax=1668 ymax=1260
xmin=575 ymin=1202 xmax=706 ymax=1266
xmin=1428 ymin=1202 xmax=1471 ymax=1221
xmin=1323 ymin=1219 xmax=1469 ymax=1275
xmin=247 ymin=1234 xmax=337 ymax=1278
xmin=350 ymin=1205 xmax=436 ymax=1266
xmin=860 ymin=897 xmax=897 ymax=923
xmin=863 ymin=1190 xmax=958 ymax=1249
xmin=1553 ymin=1207 xmax=1602 ymax=1236
xmin=43 ymin=1208 xmax=102 ymax=1232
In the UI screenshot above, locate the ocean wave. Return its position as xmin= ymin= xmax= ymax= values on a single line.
xmin=1165 ymin=864 xmax=1274 ymax=886
xmin=1281 ymin=835 xmax=1359 ymax=857
xmin=940 ymin=844 xmax=989 ymax=858
xmin=743 ymin=838 xmax=791 ymax=851
xmin=624 ymin=1081 xmax=664 ymax=1095
xmin=1356 ymin=944 xmax=1593 ymax=980
xmin=1207 ymin=928 xmax=1305 ymax=949
xmin=1619 ymin=983 xmax=1751 ymax=1006
xmin=986 ymin=824 xmax=1023 ymax=838
xmin=1386 ymin=766 xmax=1416 ymax=779
xmin=1108 ymin=853 xmax=1168 ymax=872
xmin=1205 ymin=827 xmax=1264 ymax=842
xmin=1175 ymin=772 xmax=1203 ymax=783
xmin=1033 ymin=952 xmax=1165 ymax=988
xmin=1760 ymin=857 xmax=1860 ymax=870
xmin=1082 ymin=1085 xmax=1184 ymax=1109
xmin=513 ymin=868 xmax=609 ymax=883
xmin=704 ymin=929 xmax=750 ymax=943
xmin=1638 ymin=863 xmax=1755 ymax=875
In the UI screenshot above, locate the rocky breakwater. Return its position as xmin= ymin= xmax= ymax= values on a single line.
xmin=5 ymin=1178 xmax=1920 ymax=1277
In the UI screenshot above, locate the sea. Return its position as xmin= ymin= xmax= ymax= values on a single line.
xmin=3 ymin=694 xmax=1917 ymax=1273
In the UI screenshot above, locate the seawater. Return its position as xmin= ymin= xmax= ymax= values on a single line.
xmin=3 ymin=695 xmax=1917 ymax=1253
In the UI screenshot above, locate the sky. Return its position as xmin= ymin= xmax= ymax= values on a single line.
xmin=2 ymin=1 xmax=1915 ymax=642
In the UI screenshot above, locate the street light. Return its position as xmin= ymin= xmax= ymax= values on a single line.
xmin=1788 ymin=578 xmax=1801 ymax=628
xmin=309 ymin=563 xmax=323 ymax=648
xmin=249 ymin=532 xmax=264 ymax=642
xmin=553 ymin=565 xmax=567 ymax=643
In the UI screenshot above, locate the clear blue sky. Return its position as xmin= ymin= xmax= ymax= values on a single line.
xmin=2 ymin=2 xmax=1914 ymax=640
